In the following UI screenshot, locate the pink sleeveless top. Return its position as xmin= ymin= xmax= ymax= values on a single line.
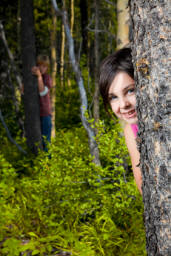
xmin=131 ymin=124 xmax=138 ymax=137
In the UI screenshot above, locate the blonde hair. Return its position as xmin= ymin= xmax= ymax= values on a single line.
xmin=36 ymin=55 xmax=50 ymax=67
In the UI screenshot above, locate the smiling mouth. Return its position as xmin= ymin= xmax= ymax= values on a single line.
xmin=122 ymin=110 xmax=136 ymax=118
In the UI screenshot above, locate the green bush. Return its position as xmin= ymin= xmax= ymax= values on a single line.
xmin=0 ymin=123 xmax=146 ymax=255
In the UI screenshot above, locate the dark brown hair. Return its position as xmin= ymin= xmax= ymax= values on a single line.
xmin=99 ymin=48 xmax=134 ymax=112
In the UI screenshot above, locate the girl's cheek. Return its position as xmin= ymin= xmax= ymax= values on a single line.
xmin=129 ymin=94 xmax=136 ymax=104
xmin=111 ymin=103 xmax=119 ymax=115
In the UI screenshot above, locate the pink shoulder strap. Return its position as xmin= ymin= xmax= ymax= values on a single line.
xmin=131 ymin=124 xmax=138 ymax=137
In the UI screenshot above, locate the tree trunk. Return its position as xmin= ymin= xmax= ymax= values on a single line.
xmin=60 ymin=23 xmax=65 ymax=87
xmin=20 ymin=0 xmax=42 ymax=154
xmin=130 ymin=1 xmax=171 ymax=255
xmin=79 ymin=0 xmax=88 ymax=55
xmin=70 ymin=0 xmax=74 ymax=38
xmin=93 ymin=0 xmax=100 ymax=125
xmin=60 ymin=0 xmax=66 ymax=88
xmin=50 ymin=3 xmax=57 ymax=138
xmin=116 ymin=0 xmax=129 ymax=49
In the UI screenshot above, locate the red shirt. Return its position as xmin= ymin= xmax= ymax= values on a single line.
xmin=40 ymin=73 xmax=52 ymax=116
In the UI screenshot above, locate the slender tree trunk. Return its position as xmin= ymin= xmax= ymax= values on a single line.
xmin=70 ymin=0 xmax=74 ymax=37
xmin=17 ymin=0 xmax=21 ymax=56
xmin=130 ymin=1 xmax=171 ymax=255
xmin=93 ymin=0 xmax=100 ymax=125
xmin=20 ymin=0 xmax=42 ymax=154
xmin=67 ymin=0 xmax=74 ymax=88
xmin=50 ymin=4 xmax=57 ymax=138
xmin=52 ymin=0 xmax=101 ymax=166
xmin=116 ymin=0 xmax=129 ymax=49
xmin=60 ymin=23 xmax=65 ymax=87
xmin=79 ymin=0 xmax=88 ymax=55
xmin=60 ymin=0 xmax=66 ymax=87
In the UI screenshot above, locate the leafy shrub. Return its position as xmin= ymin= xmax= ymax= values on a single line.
xmin=0 ymin=123 xmax=146 ymax=255
xmin=0 ymin=154 xmax=18 ymax=242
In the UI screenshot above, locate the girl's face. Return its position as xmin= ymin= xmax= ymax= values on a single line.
xmin=38 ymin=64 xmax=48 ymax=75
xmin=108 ymin=72 xmax=137 ymax=124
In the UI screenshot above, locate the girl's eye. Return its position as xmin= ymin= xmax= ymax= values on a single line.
xmin=109 ymin=95 xmax=117 ymax=102
xmin=127 ymin=88 xmax=135 ymax=94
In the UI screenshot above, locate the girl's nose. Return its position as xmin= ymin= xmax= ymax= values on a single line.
xmin=119 ymin=97 xmax=130 ymax=109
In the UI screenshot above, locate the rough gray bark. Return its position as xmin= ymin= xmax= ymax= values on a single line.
xmin=51 ymin=0 xmax=101 ymax=166
xmin=20 ymin=0 xmax=42 ymax=154
xmin=130 ymin=1 xmax=171 ymax=255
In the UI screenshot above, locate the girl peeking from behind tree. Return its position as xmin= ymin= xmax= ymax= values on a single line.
xmin=99 ymin=48 xmax=142 ymax=194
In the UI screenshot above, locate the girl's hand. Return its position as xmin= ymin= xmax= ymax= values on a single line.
xmin=31 ymin=66 xmax=41 ymax=77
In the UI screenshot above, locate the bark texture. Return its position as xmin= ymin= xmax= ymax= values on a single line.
xmin=20 ymin=0 xmax=42 ymax=154
xmin=130 ymin=1 xmax=171 ymax=255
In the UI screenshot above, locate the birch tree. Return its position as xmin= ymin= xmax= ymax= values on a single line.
xmin=51 ymin=0 xmax=101 ymax=166
xmin=130 ymin=1 xmax=171 ymax=255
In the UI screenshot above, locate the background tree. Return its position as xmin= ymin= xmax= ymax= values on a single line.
xmin=80 ymin=0 xmax=88 ymax=55
xmin=50 ymin=3 xmax=57 ymax=138
xmin=116 ymin=0 xmax=129 ymax=49
xmin=93 ymin=0 xmax=100 ymax=125
xmin=20 ymin=0 xmax=42 ymax=154
xmin=130 ymin=1 xmax=171 ymax=255
xmin=60 ymin=0 xmax=66 ymax=88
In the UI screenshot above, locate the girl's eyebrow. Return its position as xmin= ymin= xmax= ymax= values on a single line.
xmin=124 ymin=83 xmax=135 ymax=89
xmin=123 ymin=83 xmax=135 ymax=92
xmin=108 ymin=92 xmax=116 ymax=97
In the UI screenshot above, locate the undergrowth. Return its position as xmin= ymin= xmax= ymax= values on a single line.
xmin=0 ymin=120 xmax=146 ymax=255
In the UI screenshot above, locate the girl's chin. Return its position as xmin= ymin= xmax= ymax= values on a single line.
xmin=123 ymin=117 xmax=138 ymax=124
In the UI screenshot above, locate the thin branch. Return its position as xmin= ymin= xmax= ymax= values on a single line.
xmin=86 ymin=28 xmax=116 ymax=38
xmin=0 ymin=21 xmax=22 ymax=89
xmin=51 ymin=0 xmax=63 ymax=15
xmin=0 ymin=22 xmax=24 ymax=133
xmin=85 ymin=14 xmax=115 ymax=38
xmin=0 ymin=109 xmax=26 ymax=154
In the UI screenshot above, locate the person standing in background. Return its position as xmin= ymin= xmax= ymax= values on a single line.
xmin=31 ymin=55 xmax=52 ymax=152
